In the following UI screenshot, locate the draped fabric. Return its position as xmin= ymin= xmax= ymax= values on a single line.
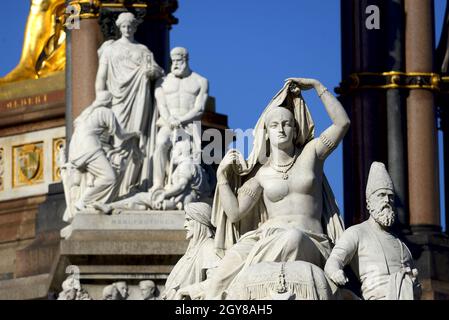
xmin=162 ymin=222 xmax=218 ymax=300
xmin=229 ymin=261 xmax=334 ymax=300
xmin=211 ymin=80 xmax=345 ymax=257
xmin=386 ymin=270 xmax=415 ymax=300
xmin=98 ymin=40 xmax=163 ymax=196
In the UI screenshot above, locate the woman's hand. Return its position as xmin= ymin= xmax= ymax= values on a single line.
xmin=217 ymin=150 xmax=246 ymax=180
xmin=286 ymin=77 xmax=320 ymax=91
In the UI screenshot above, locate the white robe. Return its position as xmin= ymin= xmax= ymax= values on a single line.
xmin=99 ymin=40 xmax=163 ymax=196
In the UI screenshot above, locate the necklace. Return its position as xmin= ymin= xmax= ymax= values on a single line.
xmin=269 ymin=149 xmax=298 ymax=180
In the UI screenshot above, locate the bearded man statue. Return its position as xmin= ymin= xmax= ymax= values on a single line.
xmin=324 ymin=162 xmax=421 ymax=300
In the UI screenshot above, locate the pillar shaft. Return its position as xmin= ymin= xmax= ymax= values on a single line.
xmin=70 ymin=18 xmax=103 ymax=120
xmin=386 ymin=0 xmax=409 ymax=231
xmin=341 ymin=0 xmax=389 ymax=226
xmin=405 ymin=0 xmax=441 ymax=229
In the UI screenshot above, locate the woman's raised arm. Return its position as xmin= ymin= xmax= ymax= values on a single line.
xmin=287 ymin=78 xmax=350 ymax=160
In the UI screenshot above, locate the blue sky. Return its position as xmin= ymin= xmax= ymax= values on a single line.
xmin=0 ymin=1 xmax=446 ymax=227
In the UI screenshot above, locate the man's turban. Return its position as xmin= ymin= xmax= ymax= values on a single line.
xmin=185 ymin=202 xmax=213 ymax=228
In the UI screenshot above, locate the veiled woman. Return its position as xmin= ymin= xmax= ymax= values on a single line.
xmin=162 ymin=202 xmax=220 ymax=300
xmin=96 ymin=12 xmax=164 ymax=196
xmin=193 ymin=78 xmax=350 ymax=299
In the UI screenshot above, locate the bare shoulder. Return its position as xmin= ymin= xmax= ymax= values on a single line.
xmin=191 ymin=72 xmax=208 ymax=86
xmin=253 ymin=168 xmax=268 ymax=185
xmin=174 ymin=161 xmax=194 ymax=178
xmin=243 ymin=174 xmax=262 ymax=190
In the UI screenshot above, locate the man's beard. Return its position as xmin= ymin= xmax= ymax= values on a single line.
xmin=172 ymin=67 xmax=185 ymax=77
xmin=370 ymin=205 xmax=396 ymax=227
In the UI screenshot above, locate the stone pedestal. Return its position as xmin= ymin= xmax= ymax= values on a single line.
xmin=0 ymin=210 xmax=188 ymax=300
xmin=0 ymin=183 xmax=66 ymax=299
xmin=0 ymin=72 xmax=66 ymax=283
xmin=50 ymin=212 xmax=188 ymax=300
xmin=404 ymin=233 xmax=449 ymax=299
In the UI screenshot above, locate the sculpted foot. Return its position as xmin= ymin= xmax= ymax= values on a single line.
xmin=92 ymin=202 xmax=113 ymax=214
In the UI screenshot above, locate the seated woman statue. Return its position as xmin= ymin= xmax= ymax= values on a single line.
xmin=180 ymin=78 xmax=350 ymax=300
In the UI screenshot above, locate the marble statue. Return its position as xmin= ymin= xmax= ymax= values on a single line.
xmin=61 ymin=91 xmax=141 ymax=223
xmin=153 ymin=47 xmax=209 ymax=190
xmin=153 ymin=139 xmax=213 ymax=209
xmin=102 ymin=281 xmax=129 ymax=300
xmin=162 ymin=202 xmax=220 ymax=300
xmin=93 ymin=139 xmax=213 ymax=213
xmin=114 ymin=281 xmax=129 ymax=300
xmin=324 ymin=162 xmax=421 ymax=300
xmin=102 ymin=284 xmax=120 ymax=300
xmin=179 ymin=78 xmax=350 ymax=299
xmin=139 ymin=280 xmax=158 ymax=300
xmin=96 ymin=12 xmax=164 ymax=196
xmin=57 ymin=275 xmax=91 ymax=300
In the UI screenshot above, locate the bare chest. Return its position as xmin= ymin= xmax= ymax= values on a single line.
xmin=259 ymin=160 xmax=321 ymax=203
xmin=162 ymin=76 xmax=201 ymax=97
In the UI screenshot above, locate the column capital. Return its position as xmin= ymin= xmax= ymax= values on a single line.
xmin=67 ymin=1 xmax=178 ymax=24
xmin=67 ymin=0 xmax=101 ymax=20
xmin=96 ymin=0 xmax=178 ymax=39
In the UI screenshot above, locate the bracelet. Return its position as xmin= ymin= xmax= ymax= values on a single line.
xmin=237 ymin=186 xmax=258 ymax=200
xmin=320 ymin=133 xmax=337 ymax=150
xmin=318 ymin=87 xmax=329 ymax=98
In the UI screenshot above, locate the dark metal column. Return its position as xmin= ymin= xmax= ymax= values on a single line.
xmin=340 ymin=0 xmax=389 ymax=227
xmin=386 ymin=0 xmax=409 ymax=233
xmin=98 ymin=0 xmax=178 ymax=72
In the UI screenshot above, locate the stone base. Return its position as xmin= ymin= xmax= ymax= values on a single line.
xmin=0 ymin=274 xmax=52 ymax=300
xmin=48 ymin=211 xmax=188 ymax=299
xmin=63 ymin=210 xmax=186 ymax=236
xmin=0 ymin=200 xmax=189 ymax=299
xmin=404 ymin=231 xmax=449 ymax=300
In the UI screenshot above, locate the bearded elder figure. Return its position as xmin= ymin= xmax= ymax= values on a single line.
xmin=325 ymin=162 xmax=421 ymax=300
xmin=177 ymin=78 xmax=350 ymax=300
